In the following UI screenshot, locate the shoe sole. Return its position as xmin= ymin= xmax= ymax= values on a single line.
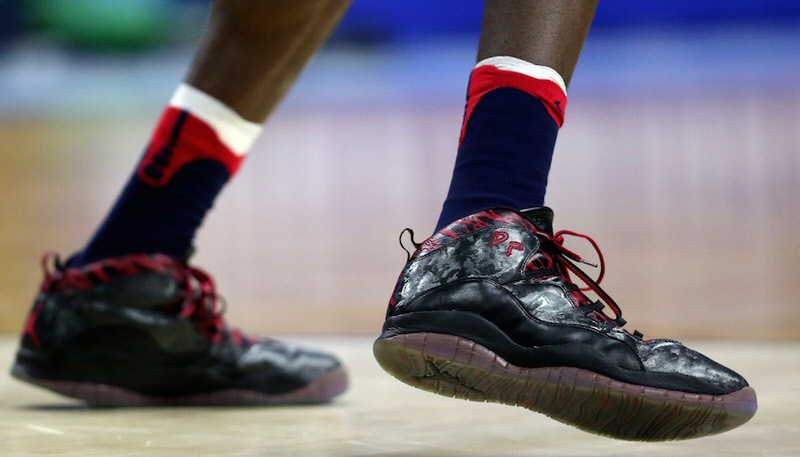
xmin=373 ymin=332 xmax=757 ymax=441
xmin=11 ymin=364 xmax=348 ymax=407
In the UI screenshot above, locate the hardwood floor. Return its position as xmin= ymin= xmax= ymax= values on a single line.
xmin=1 ymin=336 xmax=798 ymax=456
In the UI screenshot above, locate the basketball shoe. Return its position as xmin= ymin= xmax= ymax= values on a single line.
xmin=12 ymin=253 xmax=347 ymax=405
xmin=374 ymin=207 xmax=757 ymax=441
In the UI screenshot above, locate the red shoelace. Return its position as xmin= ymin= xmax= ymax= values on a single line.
xmin=532 ymin=229 xmax=627 ymax=328
xmin=38 ymin=252 xmax=253 ymax=345
xmin=178 ymin=266 xmax=253 ymax=346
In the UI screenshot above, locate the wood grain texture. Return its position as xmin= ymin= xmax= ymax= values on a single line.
xmin=1 ymin=336 xmax=798 ymax=456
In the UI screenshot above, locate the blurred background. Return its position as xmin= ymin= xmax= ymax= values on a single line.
xmin=0 ymin=0 xmax=798 ymax=339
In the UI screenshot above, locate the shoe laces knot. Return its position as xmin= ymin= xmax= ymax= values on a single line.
xmin=534 ymin=229 xmax=629 ymax=329
xmin=178 ymin=266 xmax=251 ymax=346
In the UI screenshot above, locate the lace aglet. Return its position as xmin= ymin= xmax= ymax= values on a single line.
xmin=575 ymin=258 xmax=598 ymax=268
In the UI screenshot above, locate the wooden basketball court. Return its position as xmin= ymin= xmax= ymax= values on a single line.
xmin=1 ymin=336 xmax=799 ymax=456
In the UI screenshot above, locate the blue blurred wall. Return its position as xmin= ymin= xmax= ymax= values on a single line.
xmin=5 ymin=0 xmax=800 ymax=44
xmin=336 ymin=0 xmax=800 ymax=41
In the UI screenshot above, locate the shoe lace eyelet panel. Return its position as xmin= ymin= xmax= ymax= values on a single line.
xmin=177 ymin=265 xmax=253 ymax=346
xmin=532 ymin=229 xmax=635 ymax=333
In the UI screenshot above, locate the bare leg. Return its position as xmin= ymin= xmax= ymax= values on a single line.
xmin=478 ymin=0 xmax=598 ymax=87
xmin=434 ymin=0 xmax=597 ymax=230
xmin=68 ymin=0 xmax=353 ymax=265
xmin=186 ymin=0 xmax=352 ymax=122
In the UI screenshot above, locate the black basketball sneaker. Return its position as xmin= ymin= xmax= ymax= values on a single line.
xmin=374 ymin=207 xmax=756 ymax=441
xmin=12 ymin=253 xmax=347 ymax=406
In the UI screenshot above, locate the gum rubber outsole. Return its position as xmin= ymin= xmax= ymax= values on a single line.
xmin=373 ymin=332 xmax=757 ymax=441
xmin=11 ymin=364 xmax=349 ymax=407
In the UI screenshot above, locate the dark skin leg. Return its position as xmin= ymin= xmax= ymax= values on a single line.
xmin=184 ymin=0 xmax=594 ymax=122
xmin=478 ymin=0 xmax=598 ymax=87
xmin=185 ymin=0 xmax=352 ymax=123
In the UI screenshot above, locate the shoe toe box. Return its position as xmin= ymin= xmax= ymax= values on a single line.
xmin=235 ymin=340 xmax=345 ymax=393
xmin=637 ymin=339 xmax=749 ymax=395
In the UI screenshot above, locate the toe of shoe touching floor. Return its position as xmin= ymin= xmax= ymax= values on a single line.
xmin=12 ymin=252 xmax=349 ymax=407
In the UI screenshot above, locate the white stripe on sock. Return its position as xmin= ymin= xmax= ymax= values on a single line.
xmin=169 ymin=83 xmax=262 ymax=156
xmin=476 ymin=56 xmax=567 ymax=96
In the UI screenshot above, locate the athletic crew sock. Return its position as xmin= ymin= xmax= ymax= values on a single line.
xmin=434 ymin=56 xmax=568 ymax=232
xmin=68 ymin=84 xmax=262 ymax=267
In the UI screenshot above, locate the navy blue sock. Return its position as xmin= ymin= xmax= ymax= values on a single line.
xmin=69 ymin=161 xmax=230 ymax=266
xmin=435 ymin=59 xmax=567 ymax=232
xmin=69 ymin=105 xmax=248 ymax=266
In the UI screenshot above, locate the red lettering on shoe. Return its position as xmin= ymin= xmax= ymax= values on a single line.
xmin=490 ymin=231 xmax=509 ymax=247
xmin=506 ymin=241 xmax=524 ymax=256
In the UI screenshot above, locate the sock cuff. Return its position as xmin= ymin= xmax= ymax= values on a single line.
xmin=476 ymin=56 xmax=567 ymax=95
xmin=468 ymin=56 xmax=567 ymax=129
xmin=169 ymin=83 xmax=262 ymax=156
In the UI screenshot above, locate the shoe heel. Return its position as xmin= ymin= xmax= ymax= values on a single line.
xmin=373 ymin=332 xmax=503 ymax=402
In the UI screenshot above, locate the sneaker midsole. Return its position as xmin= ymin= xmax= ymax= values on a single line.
xmin=379 ymin=310 xmax=736 ymax=396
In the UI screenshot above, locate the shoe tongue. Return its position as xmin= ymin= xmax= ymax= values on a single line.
xmin=520 ymin=207 xmax=555 ymax=234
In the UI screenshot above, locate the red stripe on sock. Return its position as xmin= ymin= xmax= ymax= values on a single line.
xmin=459 ymin=65 xmax=567 ymax=145
xmin=137 ymin=107 xmax=245 ymax=187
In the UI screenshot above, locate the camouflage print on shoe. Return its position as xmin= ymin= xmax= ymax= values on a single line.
xmin=375 ymin=207 xmax=756 ymax=441
xmin=12 ymin=253 xmax=347 ymax=406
